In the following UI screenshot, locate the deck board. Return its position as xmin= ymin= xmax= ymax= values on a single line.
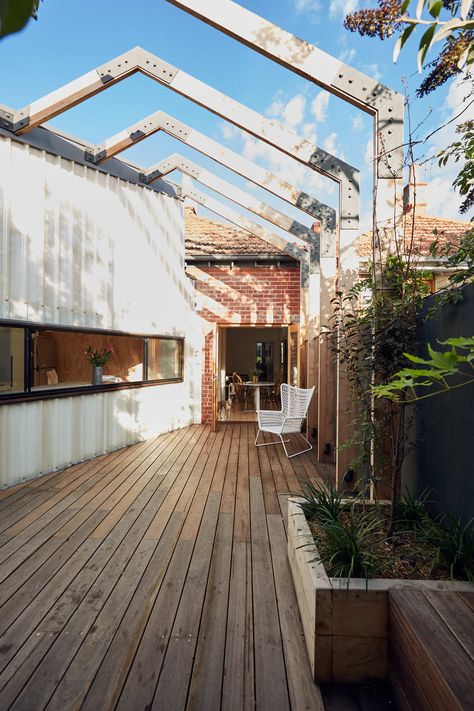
xmin=0 ymin=423 xmax=329 ymax=709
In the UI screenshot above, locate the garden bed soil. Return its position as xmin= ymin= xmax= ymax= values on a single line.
xmin=309 ymin=501 xmax=463 ymax=581
xmin=288 ymin=498 xmax=474 ymax=684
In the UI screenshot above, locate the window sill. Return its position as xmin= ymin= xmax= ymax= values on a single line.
xmin=0 ymin=378 xmax=183 ymax=405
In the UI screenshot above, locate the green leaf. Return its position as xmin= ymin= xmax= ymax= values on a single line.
xmin=0 ymin=0 xmax=39 ymax=39
xmin=393 ymin=23 xmax=417 ymax=63
xmin=401 ymin=0 xmax=411 ymax=12
xmin=404 ymin=352 xmax=432 ymax=365
xmin=427 ymin=343 xmax=459 ymax=371
xmin=417 ymin=24 xmax=436 ymax=72
xmin=439 ymin=336 xmax=474 ymax=349
xmin=427 ymin=0 xmax=443 ymax=19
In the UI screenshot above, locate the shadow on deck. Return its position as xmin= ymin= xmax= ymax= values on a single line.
xmin=0 ymin=423 xmax=333 ymax=710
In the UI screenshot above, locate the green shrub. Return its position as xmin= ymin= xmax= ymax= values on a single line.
xmin=433 ymin=514 xmax=474 ymax=581
xmin=396 ymin=486 xmax=431 ymax=530
xmin=322 ymin=506 xmax=381 ymax=580
xmin=298 ymin=481 xmax=346 ymax=524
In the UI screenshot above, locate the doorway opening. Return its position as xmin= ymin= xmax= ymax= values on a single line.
xmin=215 ymin=325 xmax=299 ymax=423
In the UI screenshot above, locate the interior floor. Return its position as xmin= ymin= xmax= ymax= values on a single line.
xmin=218 ymin=395 xmax=281 ymax=422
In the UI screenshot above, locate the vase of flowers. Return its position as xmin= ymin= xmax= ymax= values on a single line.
xmin=85 ymin=344 xmax=114 ymax=385
xmin=249 ymin=368 xmax=259 ymax=384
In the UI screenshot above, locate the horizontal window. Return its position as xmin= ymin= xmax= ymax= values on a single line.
xmin=148 ymin=338 xmax=182 ymax=381
xmin=0 ymin=323 xmax=183 ymax=400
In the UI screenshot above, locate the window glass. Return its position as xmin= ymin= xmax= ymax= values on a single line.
xmin=0 ymin=327 xmax=24 ymax=393
xmin=31 ymin=330 xmax=144 ymax=390
xmin=0 ymin=324 xmax=183 ymax=397
xmin=148 ymin=338 xmax=182 ymax=381
xmin=256 ymin=342 xmax=273 ymax=381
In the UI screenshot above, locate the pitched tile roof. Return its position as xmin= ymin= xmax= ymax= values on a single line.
xmin=358 ymin=212 xmax=471 ymax=258
xmin=184 ymin=205 xmax=288 ymax=257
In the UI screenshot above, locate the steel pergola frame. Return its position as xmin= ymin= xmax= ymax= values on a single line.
xmin=165 ymin=0 xmax=406 ymax=477
xmin=0 ymin=22 xmax=384 ymax=468
xmin=0 ymin=46 xmax=359 ymax=230
xmin=165 ymin=0 xmax=404 ymax=181
xmin=83 ymin=107 xmax=336 ymax=256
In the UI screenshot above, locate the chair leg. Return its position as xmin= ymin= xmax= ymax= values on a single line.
xmin=282 ymin=432 xmax=313 ymax=458
xmin=255 ymin=430 xmax=289 ymax=448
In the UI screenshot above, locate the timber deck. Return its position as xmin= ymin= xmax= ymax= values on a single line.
xmin=0 ymin=423 xmax=332 ymax=710
xmin=389 ymin=589 xmax=474 ymax=710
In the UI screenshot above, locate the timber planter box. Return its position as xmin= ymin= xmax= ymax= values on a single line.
xmin=287 ymin=497 xmax=474 ymax=684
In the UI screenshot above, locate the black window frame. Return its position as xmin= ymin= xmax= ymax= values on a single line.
xmin=0 ymin=319 xmax=184 ymax=404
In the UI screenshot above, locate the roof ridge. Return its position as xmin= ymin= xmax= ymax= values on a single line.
xmin=184 ymin=202 xmax=289 ymax=258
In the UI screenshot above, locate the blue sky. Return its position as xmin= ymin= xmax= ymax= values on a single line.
xmin=0 ymin=0 xmax=471 ymax=236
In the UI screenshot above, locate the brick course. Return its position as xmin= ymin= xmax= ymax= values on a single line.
xmin=196 ymin=264 xmax=300 ymax=423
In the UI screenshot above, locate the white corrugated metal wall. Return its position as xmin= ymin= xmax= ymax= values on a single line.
xmin=0 ymin=135 xmax=202 ymax=487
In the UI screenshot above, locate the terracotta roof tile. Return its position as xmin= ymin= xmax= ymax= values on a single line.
xmin=358 ymin=212 xmax=470 ymax=259
xmin=184 ymin=205 xmax=288 ymax=257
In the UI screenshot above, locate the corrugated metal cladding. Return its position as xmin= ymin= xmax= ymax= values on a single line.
xmin=0 ymin=136 xmax=203 ymax=487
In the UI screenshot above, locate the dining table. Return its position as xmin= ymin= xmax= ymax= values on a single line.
xmin=243 ymin=381 xmax=275 ymax=412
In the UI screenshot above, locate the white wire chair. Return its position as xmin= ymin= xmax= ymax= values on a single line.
xmin=255 ymin=383 xmax=315 ymax=458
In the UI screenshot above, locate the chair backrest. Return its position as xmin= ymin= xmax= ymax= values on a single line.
xmin=232 ymin=371 xmax=244 ymax=399
xmin=232 ymin=371 xmax=243 ymax=386
xmin=281 ymin=383 xmax=315 ymax=418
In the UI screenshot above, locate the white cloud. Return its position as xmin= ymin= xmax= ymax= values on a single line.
xmin=293 ymin=0 xmax=319 ymax=9
xmin=242 ymin=134 xmax=334 ymax=196
xmin=329 ymin=0 xmax=358 ymax=20
xmin=302 ymin=122 xmax=318 ymax=143
xmin=323 ymin=132 xmax=338 ymax=155
xmin=364 ymin=138 xmax=373 ymax=169
xmin=423 ymin=175 xmax=465 ymax=218
xmin=219 ymin=123 xmax=241 ymax=143
xmin=292 ymin=0 xmax=322 ymax=22
xmin=351 ymin=114 xmax=364 ymax=131
xmin=311 ymin=91 xmax=330 ymax=123
xmin=429 ymin=77 xmax=473 ymax=153
xmin=265 ymin=99 xmax=285 ymax=118
xmin=361 ymin=62 xmax=382 ymax=82
xmin=422 ymin=76 xmax=474 ymax=218
xmin=282 ymin=94 xmax=306 ymax=129
xmin=339 ymin=47 xmax=357 ymax=64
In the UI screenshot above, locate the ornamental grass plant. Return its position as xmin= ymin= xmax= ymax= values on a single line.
xmin=298 ymin=484 xmax=474 ymax=583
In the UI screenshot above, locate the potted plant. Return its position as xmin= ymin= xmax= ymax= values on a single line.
xmin=249 ymin=367 xmax=259 ymax=383
xmin=84 ymin=344 xmax=114 ymax=385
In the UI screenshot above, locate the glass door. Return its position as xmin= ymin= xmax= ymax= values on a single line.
xmin=212 ymin=324 xmax=219 ymax=432
xmin=288 ymin=324 xmax=299 ymax=387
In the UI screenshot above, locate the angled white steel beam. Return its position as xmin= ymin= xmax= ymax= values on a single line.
xmin=84 ymin=108 xmax=336 ymax=254
xmin=147 ymin=153 xmax=318 ymax=245
xmin=178 ymin=177 xmax=308 ymax=268
xmin=5 ymin=46 xmax=359 ymax=228
xmin=165 ymin=0 xmax=404 ymax=179
xmin=143 ymin=115 xmax=336 ymax=232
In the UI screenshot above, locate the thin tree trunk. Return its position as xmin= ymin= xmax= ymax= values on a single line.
xmin=387 ymin=398 xmax=406 ymax=540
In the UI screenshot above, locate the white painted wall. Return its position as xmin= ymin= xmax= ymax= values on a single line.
xmin=0 ymin=135 xmax=202 ymax=487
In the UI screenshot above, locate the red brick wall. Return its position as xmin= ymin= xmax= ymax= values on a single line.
xmin=194 ymin=264 xmax=300 ymax=422
xmin=201 ymin=330 xmax=215 ymax=424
